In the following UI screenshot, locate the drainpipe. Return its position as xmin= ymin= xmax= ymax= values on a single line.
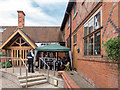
xmin=66 ymin=11 xmax=72 ymax=70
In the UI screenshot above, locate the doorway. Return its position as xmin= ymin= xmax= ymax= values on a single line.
xmin=73 ymin=44 xmax=77 ymax=70
xmin=7 ymin=37 xmax=32 ymax=66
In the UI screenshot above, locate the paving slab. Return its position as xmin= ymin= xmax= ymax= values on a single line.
xmin=0 ymin=77 xmax=20 ymax=88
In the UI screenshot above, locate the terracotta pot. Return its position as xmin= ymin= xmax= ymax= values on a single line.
xmin=1 ymin=56 xmax=5 ymax=63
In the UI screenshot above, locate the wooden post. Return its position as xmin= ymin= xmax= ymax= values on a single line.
xmin=17 ymin=50 xmax=18 ymax=66
xmin=11 ymin=50 xmax=13 ymax=65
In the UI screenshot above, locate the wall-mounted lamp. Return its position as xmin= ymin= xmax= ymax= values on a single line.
xmin=77 ymin=48 xmax=80 ymax=53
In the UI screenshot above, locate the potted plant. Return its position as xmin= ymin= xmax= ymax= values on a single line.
xmin=1 ymin=50 xmax=7 ymax=63
xmin=1 ymin=61 xmax=11 ymax=68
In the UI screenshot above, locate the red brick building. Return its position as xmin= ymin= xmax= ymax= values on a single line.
xmin=61 ymin=1 xmax=120 ymax=88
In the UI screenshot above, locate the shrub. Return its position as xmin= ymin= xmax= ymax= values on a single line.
xmin=1 ymin=61 xmax=12 ymax=68
xmin=1 ymin=53 xmax=7 ymax=56
xmin=0 ymin=51 xmax=7 ymax=56
xmin=104 ymin=37 xmax=120 ymax=71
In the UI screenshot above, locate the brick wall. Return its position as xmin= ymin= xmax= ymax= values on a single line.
xmin=64 ymin=1 xmax=119 ymax=88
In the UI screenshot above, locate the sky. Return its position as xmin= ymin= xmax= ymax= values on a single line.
xmin=0 ymin=0 xmax=69 ymax=26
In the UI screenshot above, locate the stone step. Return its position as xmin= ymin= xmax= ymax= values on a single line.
xmin=20 ymin=79 xmax=48 ymax=88
xmin=19 ymin=76 xmax=46 ymax=83
xmin=17 ymin=74 xmax=44 ymax=79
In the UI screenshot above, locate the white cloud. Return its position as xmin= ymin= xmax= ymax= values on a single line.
xmin=0 ymin=0 xmax=68 ymax=26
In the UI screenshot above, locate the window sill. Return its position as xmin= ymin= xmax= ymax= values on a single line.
xmin=84 ymin=55 xmax=102 ymax=58
xmin=73 ymin=12 xmax=78 ymax=20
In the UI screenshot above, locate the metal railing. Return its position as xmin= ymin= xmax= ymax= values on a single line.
xmin=39 ymin=58 xmax=50 ymax=81
xmin=0 ymin=57 xmax=28 ymax=88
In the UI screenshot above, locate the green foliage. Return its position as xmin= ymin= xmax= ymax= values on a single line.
xmin=1 ymin=52 xmax=7 ymax=56
xmin=1 ymin=62 xmax=11 ymax=68
xmin=0 ymin=51 xmax=7 ymax=56
xmin=104 ymin=37 xmax=120 ymax=71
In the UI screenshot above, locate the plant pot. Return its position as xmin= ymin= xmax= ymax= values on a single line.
xmin=1 ymin=56 xmax=5 ymax=63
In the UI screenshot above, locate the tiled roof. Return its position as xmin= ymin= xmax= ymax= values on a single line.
xmin=1 ymin=26 xmax=63 ymax=43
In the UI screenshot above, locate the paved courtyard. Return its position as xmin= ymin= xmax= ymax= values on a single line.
xmin=0 ymin=77 xmax=58 ymax=89
xmin=0 ymin=77 xmax=20 ymax=88
xmin=0 ymin=67 xmax=61 ymax=89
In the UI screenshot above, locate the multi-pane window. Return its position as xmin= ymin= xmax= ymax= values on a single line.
xmin=89 ymin=35 xmax=93 ymax=55
xmin=74 ymin=3 xmax=77 ymax=16
xmin=84 ymin=23 xmax=88 ymax=36
xmin=94 ymin=31 xmax=101 ymax=55
xmin=89 ymin=18 xmax=93 ymax=34
xmin=94 ymin=11 xmax=101 ymax=30
xmin=84 ymin=38 xmax=87 ymax=55
xmin=84 ymin=11 xmax=101 ymax=56
xmin=73 ymin=33 xmax=77 ymax=43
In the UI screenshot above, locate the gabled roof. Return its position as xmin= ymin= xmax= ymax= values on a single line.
xmin=0 ymin=29 xmax=37 ymax=49
xmin=1 ymin=26 xmax=63 ymax=43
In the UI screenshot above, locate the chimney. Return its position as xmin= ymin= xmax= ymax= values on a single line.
xmin=17 ymin=11 xmax=25 ymax=28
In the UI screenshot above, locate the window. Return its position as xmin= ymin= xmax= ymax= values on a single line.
xmin=89 ymin=35 xmax=93 ymax=55
xmin=67 ymin=38 xmax=70 ymax=48
xmin=89 ymin=18 xmax=93 ymax=34
xmin=94 ymin=11 xmax=101 ymax=30
xmin=73 ymin=33 xmax=77 ymax=44
xmin=84 ymin=23 xmax=88 ymax=36
xmin=84 ymin=18 xmax=93 ymax=36
xmin=68 ymin=17 xmax=70 ymax=28
xmin=94 ymin=31 xmax=101 ymax=55
xmin=74 ymin=3 xmax=77 ymax=16
xmin=84 ymin=38 xmax=87 ymax=55
xmin=84 ymin=11 xmax=101 ymax=56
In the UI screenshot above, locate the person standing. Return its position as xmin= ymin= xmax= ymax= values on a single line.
xmin=27 ymin=49 xmax=34 ymax=73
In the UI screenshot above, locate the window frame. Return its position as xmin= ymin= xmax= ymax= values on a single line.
xmin=67 ymin=17 xmax=70 ymax=28
xmin=83 ymin=7 xmax=102 ymax=57
xmin=73 ymin=33 xmax=77 ymax=45
xmin=67 ymin=38 xmax=70 ymax=48
xmin=73 ymin=2 xmax=77 ymax=19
